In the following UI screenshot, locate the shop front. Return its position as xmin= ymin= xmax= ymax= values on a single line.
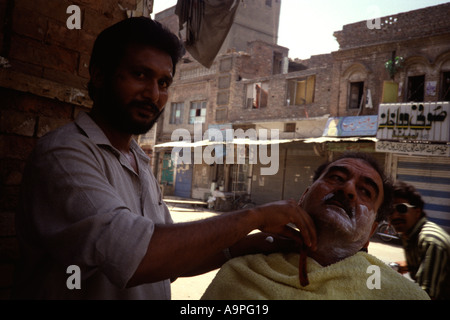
xmin=376 ymin=101 xmax=450 ymax=233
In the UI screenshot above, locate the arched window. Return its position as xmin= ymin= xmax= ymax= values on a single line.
xmin=435 ymin=51 xmax=450 ymax=101
xmin=343 ymin=63 xmax=369 ymax=110
xmin=403 ymin=56 xmax=429 ymax=102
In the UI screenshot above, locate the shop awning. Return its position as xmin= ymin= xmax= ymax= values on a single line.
xmin=154 ymin=136 xmax=377 ymax=148
xmin=303 ymin=136 xmax=378 ymax=143
xmin=154 ymin=138 xmax=300 ymax=148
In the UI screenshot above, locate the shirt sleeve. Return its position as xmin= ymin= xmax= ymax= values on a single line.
xmin=19 ymin=135 xmax=156 ymax=289
xmin=416 ymin=239 xmax=449 ymax=299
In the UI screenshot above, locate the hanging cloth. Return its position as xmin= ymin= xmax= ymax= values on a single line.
xmin=176 ymin=0 xmax=240 ymax=68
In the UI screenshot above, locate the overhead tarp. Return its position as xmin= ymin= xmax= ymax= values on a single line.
xmin=154 ymin=137 xmax=378 ymax=149
xmin=155 ymin=140 xmax=216 ymax=148
xmin=154 ymin=138 xmax=299 ymax=148
xmin=303 ymin=137 xmax=377 ymax=144
xmin=175 ymin=0 xmax=240 ymax=68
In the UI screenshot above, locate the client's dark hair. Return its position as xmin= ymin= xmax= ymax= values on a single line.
xmin=88 ymin=16 xmax=184 ymax=101
xmin=313 ymin=152 xmax=393 ymax=222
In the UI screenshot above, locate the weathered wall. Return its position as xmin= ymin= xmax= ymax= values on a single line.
xmin=0 ymin=0 xmax=135 ymax=299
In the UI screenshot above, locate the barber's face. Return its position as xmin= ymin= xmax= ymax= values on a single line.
xmin=300 ymin=158 xmax=383 ymax=261
xmin=98 ymin=43 xmax=173 ymax=135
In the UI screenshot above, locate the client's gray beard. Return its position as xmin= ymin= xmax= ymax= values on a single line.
xmin=310 ymin=237 xmax=362 ymax=266
xmin=308 ymin=192 xmax=361 ymax=266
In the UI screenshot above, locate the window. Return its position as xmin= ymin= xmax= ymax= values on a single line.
xmin=285 ymin=123 xmax=296 ymax=132
xmin=189 ymin=101 xmax=207 ymax=124
xmin=216 ymin=107 xmax=228 ymax=122
xmin=218 ymin=75 xmax=231 ymax=89
xmin=286 ymin=75 xmax=315 ymax=106
xmin=348 ymin=81 xmax=364 ymax=109
xmin=217 ymin=91 xmax=229 ymax=105
xmin=169 ymin=102 xmax=184 ymax=124
xmin=406 ymin=75 xmax=425 ymax=102
xmin=440 ymin=71 xmax=450 ymax=101
xmin=246 ymin=82 xmax=269 ymax=109
xmin=272 ymin=51 xmax=284 ymax=75
xmin=219 ymin=57 xmax=232 ymax=72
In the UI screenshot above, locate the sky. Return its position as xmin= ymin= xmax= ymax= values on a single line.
xmin=152 ymin=0 xmax=450 ymax=59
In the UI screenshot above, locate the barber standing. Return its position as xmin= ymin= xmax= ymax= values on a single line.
xmin=12 ymin=17 xmax=316 ymax=300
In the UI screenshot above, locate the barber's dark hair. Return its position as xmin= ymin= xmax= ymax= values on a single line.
xmin=87 ymin=16 xmax=184 ymax=101
xmin=392 ymin=180 xmax=426 ymax=217
xmin=313 ymin=152 xmax=393 ymax=222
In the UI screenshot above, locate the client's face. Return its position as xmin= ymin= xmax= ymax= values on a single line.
xmin=299 ymin=158 xmax=384 ymax=265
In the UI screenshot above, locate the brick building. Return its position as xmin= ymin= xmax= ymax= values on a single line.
xmin=329 ymin=3 xmax=450 ymax=233
xmin=0 ymin=0 xmax=146 ymax=300
xmin=152 ymin=2 xmax=331 ymax=203
xmin=152 ymin=2 xmax=450 ymax=231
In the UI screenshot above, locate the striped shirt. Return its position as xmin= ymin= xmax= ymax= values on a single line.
xmin=402 ymin=217 xmax=450 ymax=300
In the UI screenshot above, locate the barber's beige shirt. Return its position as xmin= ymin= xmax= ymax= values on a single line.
xmin=13 ymin=112 xmax=173 ymax=299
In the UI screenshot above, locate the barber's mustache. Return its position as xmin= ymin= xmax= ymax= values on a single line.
xmin=129 ymin=100 xmax=161 ymax=114
xmin=323 ymin=191 xmax=355 ymax=218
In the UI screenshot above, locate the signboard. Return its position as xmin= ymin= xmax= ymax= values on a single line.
xmin=323 ymin=116 xmax=378 ymax=137
xmin=375 ymin=141 xmax=450 ymax=156
xmin=377 ymin=102 xmax=450 ymax=142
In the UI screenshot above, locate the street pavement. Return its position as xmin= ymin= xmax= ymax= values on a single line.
xmin=169 ymin=206 xmax=408 ymax=300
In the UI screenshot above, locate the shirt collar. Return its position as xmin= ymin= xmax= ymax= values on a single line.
xmin=74 ymin=111 xmax=150 ymax=163
xmin=404 ymin=217 xmax=428 ymax=242
xmin=75 ymin=111 xmax=112 ymax=146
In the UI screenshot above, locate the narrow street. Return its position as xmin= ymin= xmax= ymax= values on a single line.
xmin=169 ymin=206 xmax=409 ymax=300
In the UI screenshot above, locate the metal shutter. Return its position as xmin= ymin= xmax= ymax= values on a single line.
xmin=396 ymin=155 xmax=450 ymax=233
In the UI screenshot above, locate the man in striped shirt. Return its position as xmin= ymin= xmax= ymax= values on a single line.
xmin=389 ymin=181 xmax=450 ymax=300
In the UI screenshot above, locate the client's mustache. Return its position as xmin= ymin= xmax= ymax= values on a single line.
xmin=323 ymin=191 xmax=355 ymax=218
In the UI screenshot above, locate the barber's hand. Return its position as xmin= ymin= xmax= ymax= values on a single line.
xmin=252 ymin=199 xmax=317 ymax=251
xmin=396 ymin=261 xmax=409 ymax=274
xmin=230 ymin=232 xmax=299 ymax=258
